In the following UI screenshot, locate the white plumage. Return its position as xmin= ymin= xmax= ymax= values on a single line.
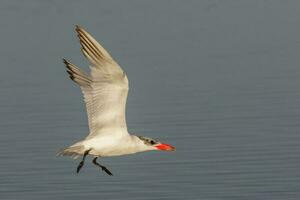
xmin=58 ymin=26 xmax=175 ymax=175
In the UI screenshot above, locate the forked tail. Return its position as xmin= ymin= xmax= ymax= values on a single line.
xmin=57 ymin=145 xmax=85 ymax=159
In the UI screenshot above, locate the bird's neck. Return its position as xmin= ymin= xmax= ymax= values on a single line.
xmin=129 ymin=135 xmax=151 ymax=153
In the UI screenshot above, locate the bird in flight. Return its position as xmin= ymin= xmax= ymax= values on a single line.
xmin=58 ymin=25 xmax=175 ymax=176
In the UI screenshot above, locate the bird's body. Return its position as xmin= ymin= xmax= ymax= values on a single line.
xmin=58 ymin=26 xmax=175 ymax=175
xmin=64 ymin=133 xmax=153 ymax=157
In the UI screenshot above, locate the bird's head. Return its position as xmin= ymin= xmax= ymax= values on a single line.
xmin=137 ymin=136 xmax=175 ymax=151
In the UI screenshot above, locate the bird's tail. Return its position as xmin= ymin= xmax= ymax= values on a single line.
xmin=57 ymin=144 xmax=85 ymax=159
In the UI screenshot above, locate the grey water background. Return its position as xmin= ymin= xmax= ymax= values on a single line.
xmin=1 ymin=0 xmax=300 ymax=199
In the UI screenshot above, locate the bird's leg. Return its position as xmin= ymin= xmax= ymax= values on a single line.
xmin=92 ymin=157 xmax=113 ymax=176
xmin=76 ymin=149 xmax=91 ymax=173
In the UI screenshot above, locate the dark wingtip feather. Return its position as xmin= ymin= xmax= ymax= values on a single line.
xmin=66 ymin=70 xmax=73 ymax=76
xmin=63 ymin=59 xmax=73 ymax=72
xmin=62 ymin=58 xmax=68 ymax=64
xmin=66 ymin=65 xmax=72 ymax=71
xmin=62 ymin=58 xmax=70 ymax=68
xmin=75 ymin=25 xmax=84 ymax=33
xmin=69 ymin=75 xmax=75 ymax=81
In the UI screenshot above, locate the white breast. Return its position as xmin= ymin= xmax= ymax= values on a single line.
xmin=82 ymin=132 xmax=148 ymax=157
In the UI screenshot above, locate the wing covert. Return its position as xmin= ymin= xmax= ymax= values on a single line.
xmin=63 ymin=26 xmax=129 ymax=139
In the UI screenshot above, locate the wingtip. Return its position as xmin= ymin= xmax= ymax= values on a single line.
xmin=69 ymin=74 xmax=75 ymax=81
xmin=66 ymin=69 xmax=72 ymax=75
xmin=62 ymin=58 xmax=71 ymax=67
xmin=62 ymin=58 xmax=67 ymax=64
xmin=63 ymin=59 xmax=73 ymax=72
xmin=75 ymin=25 xmax=84 ymax=33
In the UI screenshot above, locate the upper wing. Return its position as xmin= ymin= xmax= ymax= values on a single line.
xmin=63 ymin=25 xmax=129 ymax=139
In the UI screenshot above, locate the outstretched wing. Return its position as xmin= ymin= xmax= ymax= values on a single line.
xmin=63 ymin=25 xmax=129 ymax=139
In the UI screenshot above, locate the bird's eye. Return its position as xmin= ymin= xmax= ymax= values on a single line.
xmin=150 ymin=140 xmax=155 ymax=145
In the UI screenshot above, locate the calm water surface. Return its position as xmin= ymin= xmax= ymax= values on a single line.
xmin=1 ymin=1 xmax=300 ymax=199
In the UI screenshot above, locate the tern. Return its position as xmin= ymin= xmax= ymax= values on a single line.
xmin=57 ymin=26 xmax=175 ymax=175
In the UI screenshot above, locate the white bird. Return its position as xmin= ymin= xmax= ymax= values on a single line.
xmin=58 ymin=25 xmax=175 ymax=175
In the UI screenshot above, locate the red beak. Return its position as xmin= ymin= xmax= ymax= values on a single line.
xmin=155 ymin=143 xmax=175 ymax=151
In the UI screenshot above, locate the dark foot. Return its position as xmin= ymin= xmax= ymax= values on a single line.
xmin=76 ymin=149 xmax=91 ymax=173
xmin=92 ymin=157 xmax=113 ymax=176
xmin=76 ymin=161 xmax=84 ymax=173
